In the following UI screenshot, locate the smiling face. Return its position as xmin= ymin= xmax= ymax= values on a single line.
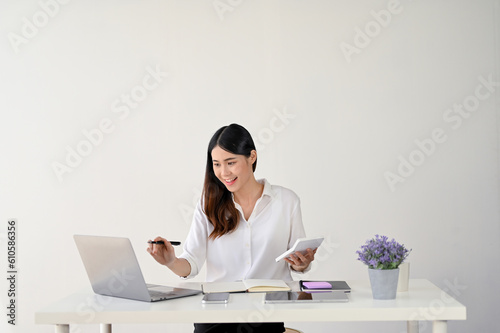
xmin=211 ymin=145 xmax=257 ymax=193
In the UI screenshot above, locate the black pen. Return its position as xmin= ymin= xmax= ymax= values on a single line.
xmin=148 ymin=240 xmax=181 ymax=246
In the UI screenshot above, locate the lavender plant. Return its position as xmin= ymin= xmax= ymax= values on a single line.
xmin=356 ymin=235 xmax=410 ymax=270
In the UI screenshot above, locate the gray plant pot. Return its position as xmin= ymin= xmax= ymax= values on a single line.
xmin=368 ymin=268 xmax=400 ymax=299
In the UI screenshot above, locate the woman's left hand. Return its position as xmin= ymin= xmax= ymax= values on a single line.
xmin=285 ymin=248 xmax=317 ymax=272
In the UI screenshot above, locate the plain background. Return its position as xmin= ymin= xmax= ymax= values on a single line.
xmin=1 ymin=0 xmax=499 ymax=332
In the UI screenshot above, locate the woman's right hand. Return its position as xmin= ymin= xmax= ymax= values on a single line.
xmin=147 ymin=236 xmax=176 ymax=267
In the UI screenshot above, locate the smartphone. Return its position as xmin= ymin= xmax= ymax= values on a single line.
xmin=201 ymin=292 xmax=230 ymax=304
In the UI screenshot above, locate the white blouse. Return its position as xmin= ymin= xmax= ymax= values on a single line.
xmin=179 ymin=179 xmax=307 ymax=282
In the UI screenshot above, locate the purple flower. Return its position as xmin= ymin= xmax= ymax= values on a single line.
xmin=356 ymin=235 xmax=411 ymax=270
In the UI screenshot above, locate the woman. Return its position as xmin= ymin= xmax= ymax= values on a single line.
xmin=148 ymin=123 xmax=316 ymax=333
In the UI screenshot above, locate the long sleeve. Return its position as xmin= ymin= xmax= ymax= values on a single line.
xmin=178 ymin=200 xmax=210 ymax=279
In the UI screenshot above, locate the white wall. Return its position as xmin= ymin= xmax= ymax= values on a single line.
xmin=1 ymin=0 xmax=499 ymax=332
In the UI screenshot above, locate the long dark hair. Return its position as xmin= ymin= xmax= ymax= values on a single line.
xmin=203 ymin=124 xmax=257 ymax=239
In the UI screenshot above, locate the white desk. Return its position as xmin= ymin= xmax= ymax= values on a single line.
xmin=35 ymin=279 xmax=466 ymax=333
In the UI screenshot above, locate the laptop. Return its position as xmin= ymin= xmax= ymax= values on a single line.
xmin=73 ymin=235 xmax=201 ymax=302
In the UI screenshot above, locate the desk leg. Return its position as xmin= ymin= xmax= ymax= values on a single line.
xmin=432 ymin=320 xmax=447 ymax=333
xmin=407 ymin=320 xmax=419 ymax=333
xmin=100 ymin=323 xmax=112 ymax=333
xmin=55 ymin=324 xmax=69 ymax=333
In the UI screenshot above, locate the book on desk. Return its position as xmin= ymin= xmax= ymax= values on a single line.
xmin=299 ymin=280 xmax=351 ymax=293
xmin=202 ymin=279 xmax=291 ymax=293
xmin=201 ymin=279 xmax=351 ymax=294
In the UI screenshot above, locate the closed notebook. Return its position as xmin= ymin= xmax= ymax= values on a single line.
xmin=299 ymin=280 xmax=351 ymax=293
xmin=202 ymin=279 xmax=290 ymax=294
